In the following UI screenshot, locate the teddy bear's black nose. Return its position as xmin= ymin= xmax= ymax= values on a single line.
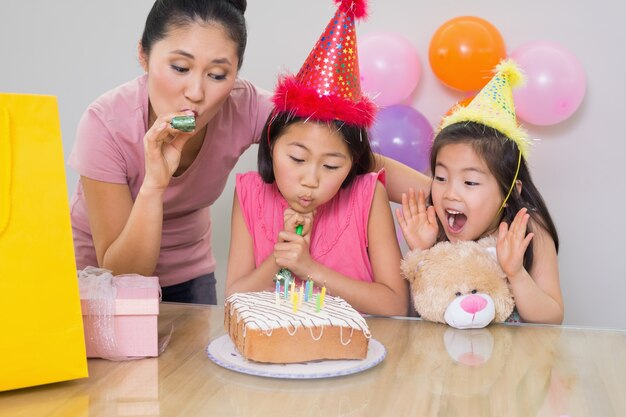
xmin=471 ymin=289 xmax=478 ymax=294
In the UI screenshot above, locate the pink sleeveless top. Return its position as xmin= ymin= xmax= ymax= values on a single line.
xmin=236 ymin=170 xmax=385 ymax=283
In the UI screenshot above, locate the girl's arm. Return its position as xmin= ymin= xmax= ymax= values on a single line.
xmin=82 ymin=112 xmax=195 ymax=276
xmin=225 ymin=191 xmax=281 ymax=295
xmin=497 ymin=209 xmax=564 ymax=324
xmin=275 ymin=182 xmax=409 ymax=316
xmin=373 ymin=154 xmax=431 ymax=203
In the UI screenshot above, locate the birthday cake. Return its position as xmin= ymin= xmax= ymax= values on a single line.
xmin=224 ymin=291 xmax=371 ymax=363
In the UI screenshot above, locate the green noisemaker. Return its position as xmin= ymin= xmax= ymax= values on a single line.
xmin=170 ymin=115 xmax=195 ymax=132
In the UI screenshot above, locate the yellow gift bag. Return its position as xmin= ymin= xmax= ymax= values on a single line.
xmin=0 ymin=93 xmax=88 ymax=391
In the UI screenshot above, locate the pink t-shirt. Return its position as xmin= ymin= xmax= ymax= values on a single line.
xmin=68 ymin=75 xmax=273 ymax=287
xmin=236 ymin=170 xmax=386 ymax=284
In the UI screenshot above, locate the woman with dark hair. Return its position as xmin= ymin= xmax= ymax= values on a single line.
xmin=69 ymin=0 xmax=428 ymax=305
xmin=69 ymin=0 xmax=268 ymax=304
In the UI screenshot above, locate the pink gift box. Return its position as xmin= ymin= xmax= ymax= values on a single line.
xmin=80 ymin=275 xmax=160 ymax=358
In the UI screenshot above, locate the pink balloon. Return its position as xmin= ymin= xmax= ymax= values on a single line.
xmin=511 ymin=41 xmax=586 ymax=126
xmin=359 ymin=32 xmax=421 ymax=106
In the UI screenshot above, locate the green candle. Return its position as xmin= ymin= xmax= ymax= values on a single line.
xmin=316 ymin=292 xmax=321 ymax=312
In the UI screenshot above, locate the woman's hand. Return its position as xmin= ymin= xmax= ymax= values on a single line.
xmin=395 ymin=188 xmax=438 ymax=251
xmin=497 ymin=207 xmax=534 ymax=279
xmin=142 ymin=111 xmax=195 ymax=192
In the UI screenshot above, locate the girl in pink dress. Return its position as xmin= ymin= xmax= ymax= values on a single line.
xmin=225 ymin=0 xmax=409 ymax=316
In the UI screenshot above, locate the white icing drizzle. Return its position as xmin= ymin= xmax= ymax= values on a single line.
xmin=339 ymin=326 xmax=355 ymax=346
xmin=286 ymin=323 xmax=298 ymax=336
xmin=225 ymin=292 xmax=371 ymax=341
xmin=308 ymin=326 xmax=324 ymax=341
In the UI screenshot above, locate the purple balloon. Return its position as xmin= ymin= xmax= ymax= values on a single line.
xmin=511 ymin=41 xmax=586 ymax=126
xmin=369 ymin=105 xmax=434 ymax=173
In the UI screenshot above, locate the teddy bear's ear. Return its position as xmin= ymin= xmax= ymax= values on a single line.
xmin=401 ymin=248 xmax=426 ymax=284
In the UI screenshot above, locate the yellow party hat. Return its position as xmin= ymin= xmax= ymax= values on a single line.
xmin=439 ymin=59 xmax=531 ymax=158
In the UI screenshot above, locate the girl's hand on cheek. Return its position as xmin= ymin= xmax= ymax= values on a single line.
xmin=497 ymin=207 xmax=534 ymax=279
xmin=395 ymin=188 xmax=439 ymax=251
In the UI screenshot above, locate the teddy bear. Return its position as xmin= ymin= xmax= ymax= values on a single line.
xmin=400 ymin=236 xmax=515 ymax=329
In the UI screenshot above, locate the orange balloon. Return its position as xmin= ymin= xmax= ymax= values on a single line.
xmin=429 ymin=16 xmax=506 ymax=92
xmin=443 ymin=96 xmax=475 ymax=118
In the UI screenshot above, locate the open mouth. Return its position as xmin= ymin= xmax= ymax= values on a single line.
xmin=445 ymin=209 xmax=467 ymax=233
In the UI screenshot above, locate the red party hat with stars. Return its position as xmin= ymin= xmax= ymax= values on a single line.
xmin=272 ymin=0 xmax=376 ymax=128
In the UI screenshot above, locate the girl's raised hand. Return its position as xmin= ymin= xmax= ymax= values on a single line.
xmin=142 ymin=111 xmax=196 ymax=192
xmin=497 ymin=207 xmax=534 ymax=279
xmin=395 ymin=188 xmax=439 ymax=251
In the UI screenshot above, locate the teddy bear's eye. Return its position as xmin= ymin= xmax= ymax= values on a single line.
xmin=455 ymin=292 xmax=462 ymax=297
xmin=471 ymin=289 xmax=478 ymax=294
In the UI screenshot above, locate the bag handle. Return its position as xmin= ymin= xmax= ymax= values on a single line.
xmin=0 ymin=107 xmax=11 ymax=235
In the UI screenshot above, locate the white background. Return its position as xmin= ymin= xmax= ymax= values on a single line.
xmin=1 ymin=1 xmax=624 ymax=329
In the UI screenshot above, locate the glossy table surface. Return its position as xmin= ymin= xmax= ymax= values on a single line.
xmin=1 ymin=303 xmax=624 ymax=417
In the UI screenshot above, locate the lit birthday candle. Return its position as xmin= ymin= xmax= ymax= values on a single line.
xmin=320 ymin=284 xmax=326 ymax=309
xmin=290 ymin=279 xmax=296 ymax=303
xmin=299 ymin=282 xmax=304 ymax=306
xmin=283 ymin=275 xmax=289 ymax=299
xmin=307 ymin=279 xmax=313 ymax=301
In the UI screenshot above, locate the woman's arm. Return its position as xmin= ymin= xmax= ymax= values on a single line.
xmin=274 ymin=182 xmax=409 ymax=316
xmin=82 ymin=111 xmax=195 ymax=276
xmin=225 ymin=191 xmax=281 ymax=295
xmin=82 ymin=178 xmax=164 ymax=276
xmin=498 ymin=210 xmax=564 ymax=324
xmin=373 ymin=154 xmax=431 ymax=203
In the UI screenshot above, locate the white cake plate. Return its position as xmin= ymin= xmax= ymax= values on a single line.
xmin=207 ymin=334 xmax=386 ymax=379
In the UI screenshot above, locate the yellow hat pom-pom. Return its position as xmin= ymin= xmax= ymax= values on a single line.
xmin=495 ymin=59 xmax=526 ymax=89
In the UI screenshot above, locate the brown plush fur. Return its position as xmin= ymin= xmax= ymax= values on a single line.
xmin=401 ymin=237 xmax=514 ymax=324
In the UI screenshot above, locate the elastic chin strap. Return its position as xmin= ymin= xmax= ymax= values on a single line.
xmin=495 ymin=150 xmax=522 ymax=219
